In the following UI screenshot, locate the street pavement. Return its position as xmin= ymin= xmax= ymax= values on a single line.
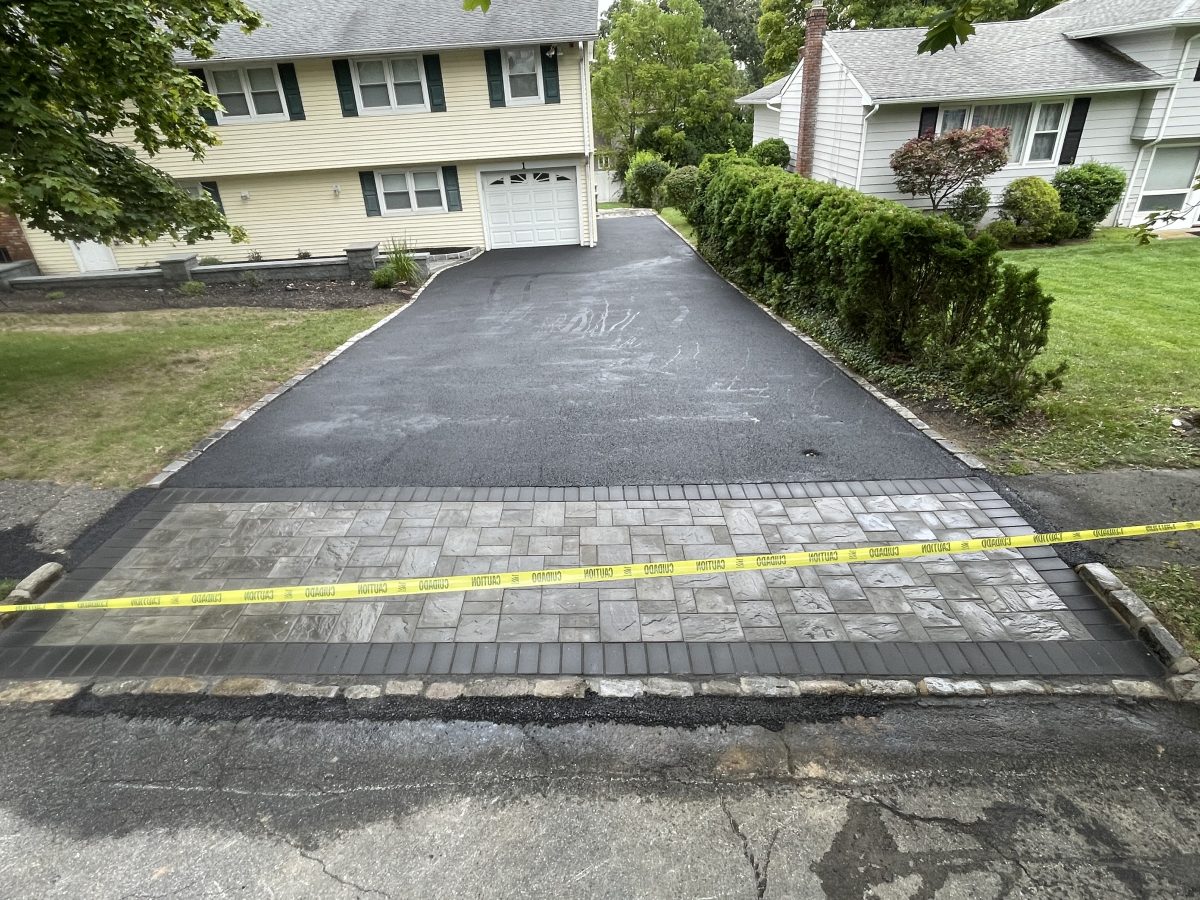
xmin=0 ymin=694 xmax=1197 ymax=898
xmin=170 ymin=216 xmax=966 ymax=488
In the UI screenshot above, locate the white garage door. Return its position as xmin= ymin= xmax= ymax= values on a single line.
xmin=483 ymin=167 xmax=581 ymax=249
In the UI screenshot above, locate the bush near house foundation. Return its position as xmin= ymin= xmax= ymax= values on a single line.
xmin=688 ymin=155 xmax=1065 ymax=421
xmin=1052 ymin=162 xmax=1128 ymax=239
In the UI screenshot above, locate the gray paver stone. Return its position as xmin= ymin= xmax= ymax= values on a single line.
xmin=1110 ymin=679 xmax=1169 ymax=700
xmin=988 ymin=680 xmax=1047 ymax=696
xmin=211 ymin=677 xmax=281 ymax=697
xmin=0 ymin=680 xmax=84 ymax=703
xmin=145 ymin=677 xmax=208 ymax=695
xmin=384 ymin=679 xmax=424 ymax=696
xmin=424 ymin=682 xmax=465 ymax=700
xmin=464 ymin=677 xmax=532 ymax=697
xmin=739 ymin=676 xmax=798 ymax=697
xmin=344 ymin=685 xmax=383 ymax=700
xmin=699 ymin=679 xmax=742 ymax=696
xmin=644 ymin=678 xmax=695 ymax=698
xmin=921 ymin=678 xmax=986 ymax=697
xmin=859 ymin=679 xmax=919 ymax=697
xmin=533 ymin=678 xmax=587 ymax=699
xmin=793 ymin=679 xmax=857 ymax=695
xmin=90 ymin=679 xmax=147 ymax=697
xmin=589 ymin=678 xmax=645 ymax=698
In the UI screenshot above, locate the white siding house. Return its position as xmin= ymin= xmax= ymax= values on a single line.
xmin=739 ymin=0 xmax=1200 ymax=230
xmin=17 ymin=0 xmax=600 ymax=274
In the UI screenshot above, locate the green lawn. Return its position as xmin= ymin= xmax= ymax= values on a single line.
xmin=996 ymin=230 xmax=1200 ymax=471
xmin=0 ymin=306 xmax=395 ymax=487
xmin=1119 ymin=564 xmax=1200 ymax=658
xmin=660 ymin=207 xmax=696 ymax=245
xmin=599 ymin=201 xmax=632 ymax=210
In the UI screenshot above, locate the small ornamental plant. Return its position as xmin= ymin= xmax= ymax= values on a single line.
xmin=890 ymin=126 xmax=1010 ymax=211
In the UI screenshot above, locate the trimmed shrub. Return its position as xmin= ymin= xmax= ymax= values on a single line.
xmin=982 ymin=219 xmax=1018 ymax=249
xmin=625 ymin=150 xmax=672 ymax=208
xmin=1046 ymin=210 xmax=1079 ymax=244
xmin=945 ymin=183 xmax=991 ymax=232
xmin=198 ymin=256 xmax=224 ymax=265
xmin=999 ymin=177 xmax=1061 ymax=243
xmin=956 ymin=264 xmax=1067 ymax=421
xmin=691 ymin=155 xmax=1062 ymax=420
xmin=178 ymin=280 xmax=205 ymax=296
xmin=660 ymin=165 xmax=699 ymax=214
xmin=747 ymin=138 xmax=791 ymax=168
xmin=372 ymin=264 xmax=399 ymax=289
xmin=1052 ymin=162 xmax=1127 ymax=238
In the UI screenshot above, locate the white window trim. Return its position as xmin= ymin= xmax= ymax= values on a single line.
xmin=204 ymin=64 xmax=289 ymax=124
xmin=935 ymin=98 xmax=1070 ymax=167
xmin=350 ymin=56 xmax=430 ymax=116
xmin=1136 ymin=144 xmax=1200 ymax=216
xmin=375 ymin=168 xmax=447 ymax=216
xmin=501 ymin=46 xmax=544 ymax=106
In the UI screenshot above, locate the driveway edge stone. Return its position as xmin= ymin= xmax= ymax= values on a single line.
xmin=654 ymin=213 xmax=988 ymax=472
xmin=1078 ymin=562 xmax=1198 ymax=676
xmin=1 ymin=674 xmax=1189 ymax=705
xmin=144 ymin=252 xmax=482 ymax=489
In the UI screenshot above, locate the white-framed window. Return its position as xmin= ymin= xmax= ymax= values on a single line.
xmin=937 ymin=100 xmax=1069 ymax=165
xmin=205 ymin=66 xmax=287 ymax=122
xmin=352 ymin=57 xmax=428 ymax=113
xmin=1137 ymin=145 xmax=1200 ymax=213
xmin=376 ymin=168 xmax=446 ymax=215
xmin=502 ymin=46 xmax=543 ymax=105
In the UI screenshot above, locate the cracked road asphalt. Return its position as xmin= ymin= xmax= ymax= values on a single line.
xmin=169 ymin=216 xmax=966 ymax=488
xmin=2 ymin=696 xmax=1198 ymax=898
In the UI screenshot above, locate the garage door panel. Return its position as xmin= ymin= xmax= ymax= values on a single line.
xmin=484 ymin=166 xmax=581 ymax=249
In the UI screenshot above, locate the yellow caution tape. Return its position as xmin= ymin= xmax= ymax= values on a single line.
xmin=4 ymin=520 xmax=1197 ymax=616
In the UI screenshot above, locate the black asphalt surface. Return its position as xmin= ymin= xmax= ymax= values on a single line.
xmin=3 ymin=697 xmax=1199 ymax=896
xmin=173 ymin=217 xmax=967 ymax=488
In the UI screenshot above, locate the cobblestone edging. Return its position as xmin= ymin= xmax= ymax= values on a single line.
xmin=654 ymin=213 xmax=988 ymax=472
xmin=3 ymin=563 xmax=63 ymax=606
xmin=1078 ymin=563 xmax=1198 ymax=676
xmin=144 ymin=251 xmax=483 ymax=489
xmin=0 ymin=672 xmax=1188 ymax=706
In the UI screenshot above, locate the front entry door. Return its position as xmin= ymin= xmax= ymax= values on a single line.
xmin=71 ymin=241 xmax=118 ymax=272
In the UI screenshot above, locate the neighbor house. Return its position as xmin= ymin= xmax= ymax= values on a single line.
xmin=19 ymin=0 xmax=599 ymax=274
xmin=739 ymin=0 xmax=1200 ymax=229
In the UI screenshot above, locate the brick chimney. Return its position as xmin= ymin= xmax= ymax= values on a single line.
xmin=0 ymin=210 xmax=33 ymax=263
xmin=795 ymin=2 xmax=829 ymax=178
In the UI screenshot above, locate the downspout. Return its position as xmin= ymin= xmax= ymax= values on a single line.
xmin=579 ymin=41 xmax=598 ymax=246
xmin=854 ymin=103 xmax=880 ymax=191
xmin=1119 ymin=32 xmax=1199 ymax=225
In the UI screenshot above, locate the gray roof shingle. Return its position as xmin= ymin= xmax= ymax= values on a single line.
xmin=824 ymin=17 xmax=1167 ymax=103
xmin=1036 ymin=0 xmax=1200 ymax=33
xmin=736 ymin=75 xmax=791 ymax=105
xmin=179 ymin=0 xmax=599 ymax=63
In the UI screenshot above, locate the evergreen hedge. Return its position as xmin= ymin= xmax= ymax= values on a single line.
xmin=689 ymin=155 xmax=1064 ymax=421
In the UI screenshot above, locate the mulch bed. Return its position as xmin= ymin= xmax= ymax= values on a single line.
xmin=0 ymin=279 xmax=413 ymax=313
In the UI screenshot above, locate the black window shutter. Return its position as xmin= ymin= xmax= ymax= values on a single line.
xmin=200 ymin=181 xmax=224 ymax=213
xmin=1058 ymin=97 xmax=1091 ymax=165
xmin=333 ymin=60 xmax=359 ymax=117
xmin=277 ymin=63 xmax=306 ymax=120
xmin=541 ymin=46 xmax=560 ymax=104
xmin=423 ymin=55 xmax=446 ymax=112
xmin=359 ymin=171 xmax=381 ymax=217
xmin=190 ymin=68 xmax=218 ymax=126
xmin=484 ymin=50 xmax=506 ymax=107
xmin=918 ymin=106 xmax=939 ymax=137
xmin=1195 ymin=59 xmax=1200 ymax=81
xmin=442 ymin=166 xmax=462 ymax=211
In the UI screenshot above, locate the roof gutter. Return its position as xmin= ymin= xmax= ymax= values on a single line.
xmin=1118 ymin=31 xmax=1200 ymax=224
xmin=868 ymin=79 xmax=1175 ymax=106
xmin=177 ymin=34 xmax=600 ymax=66
xmin=1066 ymin=19 xmax=1200 ymax=39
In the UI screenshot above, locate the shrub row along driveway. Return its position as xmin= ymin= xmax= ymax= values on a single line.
xmin=173 ymin=217 xmax=967 ymax=488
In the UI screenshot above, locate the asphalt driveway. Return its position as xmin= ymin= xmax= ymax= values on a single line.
xmin=173 ymin=216 xmax=967 ymax=487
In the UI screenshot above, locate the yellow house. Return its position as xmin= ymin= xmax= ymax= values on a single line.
xmin=20 ymin=0 xmax=600 ymax=274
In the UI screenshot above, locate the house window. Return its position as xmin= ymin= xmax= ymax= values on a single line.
xmin=503 ymin=47 xmax=543 ymax=104
xmin=206 ymin=67 xmax=287 ymax=121
xmin=1025 ymin=102 xmax=1066 ymax=162
xmin=937 ymin=100 xmax=1068 ymax=165
xmin=376 ymin=169 xmax=446 ymax=214
xmin=1138 ymin=145 xmax=1200 ymax=213
xmin=353 ymin=57 xmax=427 ymax=113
